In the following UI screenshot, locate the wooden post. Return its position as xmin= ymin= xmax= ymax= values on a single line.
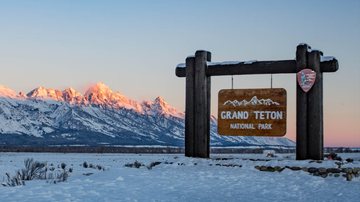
xmin=307 ymin=50 xmax=324 ymax=160
xmin=296 ymin=44 xmax=309 ymax=160
xmin=185 ymin=56 xmax=195 ymax=157
xmin=194 ymin=50 xmax=210 ymax=158
xmin=206 ymin=52 xmax=212 ymax=158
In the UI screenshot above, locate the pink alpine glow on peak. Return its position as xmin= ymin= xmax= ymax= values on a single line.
xmin=27 ymin=86 xmax=64 ymax=101
xmin=142 ymin=96 xmax=184 ymax=118
xmin=62 ymin=88 xmax=85 ymax=104
xmin=0 ymin=85 xmax=18 ymax=98
xmin=0 ymin=82 xmax=184 ymax=118
xmin=84 ymin=82 xmax=143 ymax=111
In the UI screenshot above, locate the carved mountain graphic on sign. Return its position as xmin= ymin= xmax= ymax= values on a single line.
xmin=223 ymin=96 xmax=280 ymax=107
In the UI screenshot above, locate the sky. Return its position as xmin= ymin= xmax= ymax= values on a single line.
xmin=0 ymin=0 xmax=359 ymax=147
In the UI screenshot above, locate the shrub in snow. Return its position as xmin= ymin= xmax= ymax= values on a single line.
xmin=125 ymin=161 xmax=144 ymax=168
xmin=1 ymin=159 xmax=73 ymax=187
xmin=83 ymin=161 xmax=88 ymax=168
xmin=335 ymin=161 xmax=343 ymax=168
xmin=61 ymin=163 xmax=66 ymax=170
xmin=326 ymin=153 xmax=342 ymax=161
xmin=146 ymin=161 xmax=161 ymax=170
xmin=47 ymin=162 xmax=72 ymax=184
xmin=53 ymin=170 xmax=69 ymax=183
xmin=82 ymin=161 xmax=105 ymax=171
xmin=21 ymin=158 xmax=47 ymax=180
xmin=2 ymin=158 xmax=47 ymax=186
xmin=96 ymin=165 xmax=103 ymax=170
xmin=2 ymin=172 xmax=25 ymax=187
xmin=263 ymin=150 xmax=277 ymax=158
xmin=215 ymin=163 xmax=242 ymax=168
xmin=49 ymin=162 xmax=72 ymax=183
xmin=125 ymin=161 xmax=163 ymax=169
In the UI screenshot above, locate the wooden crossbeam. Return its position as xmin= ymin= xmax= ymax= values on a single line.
xmin=175 ymin=59 xmax=338 ymax=77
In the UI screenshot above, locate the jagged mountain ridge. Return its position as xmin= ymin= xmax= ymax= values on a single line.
xmin=0 ymin=83 xmax=294 ymax=147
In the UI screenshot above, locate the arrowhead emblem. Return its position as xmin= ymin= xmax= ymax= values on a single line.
xmin=297 ymin=69 xmax=316 ymax=93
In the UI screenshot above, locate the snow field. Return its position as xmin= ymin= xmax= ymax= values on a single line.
xmin=0 ymin=152 xmax=359 ymax=202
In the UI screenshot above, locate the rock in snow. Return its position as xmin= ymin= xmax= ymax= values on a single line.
xmin=0 ymin=82 xmax=295 ymax=147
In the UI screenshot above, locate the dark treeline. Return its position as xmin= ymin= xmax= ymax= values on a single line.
xmin=0 ymin=146 xmax=183 ymax=154
xmin=0 ymin=146 xmax=294 ymax=154
xmin=324 ymin=147 xmax=360 ymax=153
xmin=0 ymin=146 xmax=358 ymax=154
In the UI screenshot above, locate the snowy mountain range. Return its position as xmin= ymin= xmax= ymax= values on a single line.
xmin=224 ymin=96 xmax=280 ymax=107
xmin=0 ymin=83 xmax=294 ymax=147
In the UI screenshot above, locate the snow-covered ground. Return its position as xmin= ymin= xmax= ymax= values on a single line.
xmin=0 ymin=152 xmax=359 ymax=202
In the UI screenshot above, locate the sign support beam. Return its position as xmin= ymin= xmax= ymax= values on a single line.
xmin=307 ymin=50 xmax=324 ymax=160
xmin=194 ymin=51 xmax=211 ymax=158
xmin=185 ymin=57 xmax=195 ymax=157
xmin=296 ymin=44 xmax=309 ymax=160
xmin=185 ymin=51 xmax=211 ymax=158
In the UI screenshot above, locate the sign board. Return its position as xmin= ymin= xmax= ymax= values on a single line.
xmin=218 ymin=88 xmax=287 ymax=136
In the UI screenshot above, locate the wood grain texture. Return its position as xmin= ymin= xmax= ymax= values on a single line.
xmin=194 ymin=51 xmax=209 ymax=158
xmin=176 ymin=60 xmax=338 ymax=77
xmin=296 ymin=44 xmax=308 ymax=160
xmin=206 ymin=53 xmax=212 ymax=158
xmin=185 ymin=57 xmax=195 ymax=157
xmin=307 ymin=50 xmax=324 ymax=160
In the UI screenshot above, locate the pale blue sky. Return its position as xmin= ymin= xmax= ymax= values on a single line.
xmin=0 ymin=0 xmax=359 ymax=146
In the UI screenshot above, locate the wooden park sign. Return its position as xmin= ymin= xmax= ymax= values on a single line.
xmin=218 ymin=88 xmax=286 ymax=136
xmin=175 ymin=44 xmax=338 ymax=160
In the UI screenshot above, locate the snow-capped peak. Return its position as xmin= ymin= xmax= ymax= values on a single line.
xmin=154 ymin=96 xmax=167 ymax=106
xmin=27 ymin=86 xmax=64 ymax=101
xmin=1 ymin=82 xmax=184 ymax=117
xmin=84 ymin=82 xmax=143 ymax=111
xmin=84 ymin=82 xmax=114 ymax=104
xmin=85 ymin=82 xmax=112 ymax=95
xmin=143 ymin=96 xmax=184 ymax=118
xmin=63 ymin=87 xmax=80 ymax=97
xmin=62 ymin=88 xmax=84 ymax=104
xmin=0 ymin=85 xmax=18 ymax=98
